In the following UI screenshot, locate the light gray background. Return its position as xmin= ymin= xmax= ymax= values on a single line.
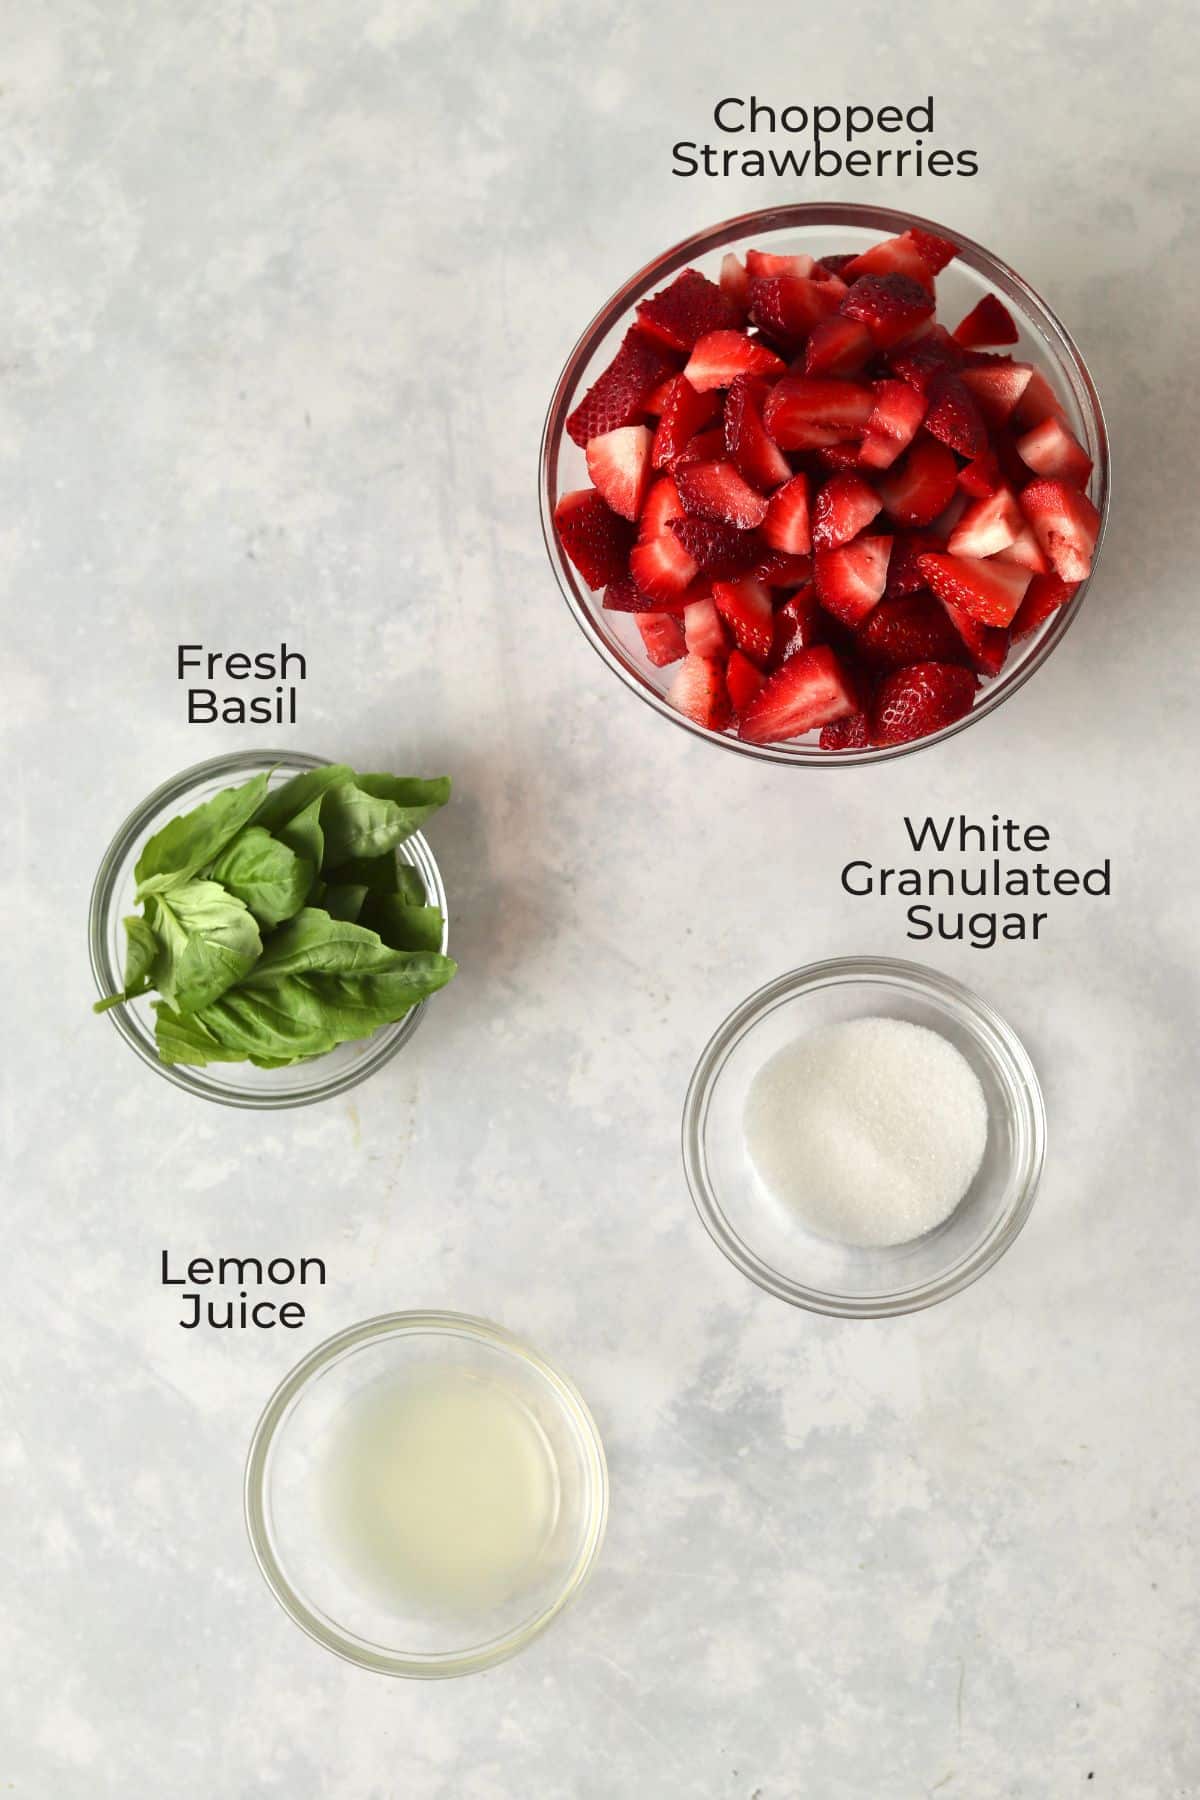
xmin=2 ymin=2 xmax=1197 ymax=1795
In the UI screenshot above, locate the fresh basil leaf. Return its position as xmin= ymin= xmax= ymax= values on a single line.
xmin=250 ymin=765 xmax=354 ymax=836
xmin=322 ymin=884 xmax=369 ymax=922
xmin=324 ymin=853 xmax=401 ymax=897
xmin=134 ymin=771 xmax=270 ymax=896
xmin=361 ymin=896 xmax=444 ymax=953
xmin=243 ymin=908 xmax=404 ymax=980
xmin=274 ymin=795 xmax=325 ymax=884
xmin=93 ymin=915 xmax=160 ymax=1014
xmin=319 ymin=776 xmax=449 ymax=866
xmin=210 ymin=827 xmax=312 ymax=928
xmin=148 ymin=881 xmax=262 ymax=1014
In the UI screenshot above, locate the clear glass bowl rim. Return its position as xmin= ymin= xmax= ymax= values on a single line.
xmin=681 ymin=955 xmax=1047 ymax=1316
xmin=243 ymin=1309 xmax=610 ymax=1679
xmin=87 ymin=748 xmax=449 ymax=1110
xmin=540 ymin=201 xmax=1111 ymax=765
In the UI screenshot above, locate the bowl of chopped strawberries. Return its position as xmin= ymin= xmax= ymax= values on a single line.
xmin=541 ymin=204 xmax=1108 ymax=759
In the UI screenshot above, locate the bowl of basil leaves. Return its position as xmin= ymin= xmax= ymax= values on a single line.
xmin=89 ymin=751 xmax=456 ymax=1108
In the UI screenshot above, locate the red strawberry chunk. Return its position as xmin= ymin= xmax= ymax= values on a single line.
xmin=749 ymin=272 xmax=843 ymax=347
xmin=585 ymin=424 xmax=652 ymax=522
xmin=712 ymin=577 xmax=775 ymax=665
xmin=884 ymin=530 xmax=943 ymax=599
xmin=666 ymin=653 xmax=731 ymax=730
xmin=752 ymin=549 xmax=813 ymax=588
xmin=876 ymin=438 xmax=959 ymax=527
xmin=1013 ymin=366 xmax=1068 ymax=430
xmin=683 ymin=595 xmax=729 ymax=660
xmin=811 ymin=472 xmax=882 ymax=551
xmin=676 ymin=461 xmax=769 ymax=529
xmin=604 ymin=574 xmax=658 ymax=613
xmin=960 ymin=361 xmax=1034 ymax=428
xmin=815 ymin=253 xmax=856 ymax=278
xmin=1011 ymin=572 xmax=1078 ymax=641
xmin=948 ymin=486 xmax=1023 ymax=558
xmin=763 ymin=377 xmax=875 ymax=450
xmin=554 ymin=488 xmax=635 ymax=589
xmin=769 ymin=584 xmax=823 ymax=667
xmin=994 ymin=523 xmax=1049 ymax=575
xmin=746 ymin=249 xmax=818 ymax=278
xmin=726 ymin=648 xmax=766 ymax=715
xmin=639 ymin=473 xmax=685 ymax=539
xmin=804 ymin=316 xmax=874 ymax=378
xmin=919 ymin=550 xmax=1032 ymax=627
xmin=840 ymin=274 xmax=935 ymax=349
xmin=856 ymin=593 xmax=971 ymax=670
xmin=815 ymin=535 xmax=893 ymax=627
xmin=636 ymin=268 xmax=738 ymax=352
xmin=888 ymin=324 xmax=964 ymax=392
xmin=870 ymin=662 xmax=978 ymax=746
xmin=635 ymin=612 xmax=687 ymax=666
xmin=923 ymin=372 xmax=988 ymax=457
xmin=684 ymin=330 xmax=785 ymax=391
xmin=724 ymin=376 xmax=792 ymax=491
xmin=937 ymin=599 xmax=1011 ymax=674
xmin=1019 ymin=478 xmax=1101 ymax=581
xmin=566 ymin=328 xmax=676 ymax=447
xmin=719 ymin=253 xmax=751 ymax=319
xmin=820 ymin=712 xmax=870 ymax=749
xmin=858 ymin=379 xmax=927 ymax=469
xmin=841 ymin=234 xmax=936 ymax=290
xmin=761 ymin=472 xmax=812 ymax=555
xmin=651 ymin=377 xmax=721 ymax=470
xmin=1016 ymin=415 xmax=1093 ymax=486
xmin=668 ymin=515 xmax=764 ymax=578
xmin=737 ymin=644 xmax=858 ymax=744
xmin=671 ymin=426 xmax=727 ymax=470
xmin=905 ymin=229 xmax=959 ymax=276
xmin=952 ymin=293 xmax=1019 ymax=349
xmin=957 ymin=451 xmax=1004 ymax=498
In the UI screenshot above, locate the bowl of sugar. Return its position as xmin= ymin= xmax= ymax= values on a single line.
xmin=682 ymin=957 xmax=1045 ymax=1318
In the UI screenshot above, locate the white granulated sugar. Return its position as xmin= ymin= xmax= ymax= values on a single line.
xmin=744 ymin=1016 xmax=989 ymax=1248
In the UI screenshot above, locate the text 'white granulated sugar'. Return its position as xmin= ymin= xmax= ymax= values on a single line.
xmin=744 ymin=1016 xmax=989 ymax=1248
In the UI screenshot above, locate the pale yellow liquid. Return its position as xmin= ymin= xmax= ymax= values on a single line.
xmin=323 ymin=1366 xmax=560 ymax=1615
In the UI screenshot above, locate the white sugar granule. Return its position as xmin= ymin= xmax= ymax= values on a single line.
xmin=744 ymin=1016 xmax=989 ymax=1248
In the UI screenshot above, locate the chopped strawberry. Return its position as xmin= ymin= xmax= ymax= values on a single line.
xmin=630 ymin=477 xmax=697 ymax=604
xmin=719 ymin=252 xmax=751 ymax=318
xmin=749 ymin=272 xmax=843 ymax=348
xmin=682 ymin=595 xmax=729 ymax=660
xmin=636 ymin=268 xmax=738 ymax=352
xmin=923 ymin=372 xmax=988 ymax=457
xmin=841 ymin=233 xmax=936 ymax=290
xmin=725 ymin=647 xmax=766 ymax=714
xmin=803 ymin=315 xmax=874 ymax=378
xmin=671 ymin=426 xmax=727 ymax=469
xmin=905 ymin=228 xmax=959 ymax=276
xmin=585 ymin=424 xmax=652 ymax=522
xmin=651 ymin=377 xmax=721 ymax=470
xmin=857 ymin=379 xmax=927 ymax=469
xmin=752 ymin=548 xmax=813 ymax=587
xmin=957 ymin=451 xmax=1004 ymax=498
xmin=604 ymin=574 xmax=656 ymax=613
xmin=554 ymin=488 xmax=635 ymax=589
xmin=724 ymin=376 xmax=792 ymax=490
xmin=952 ymin=293 xmax=1019 ymax=349
xmin=814 ymin=535 xmax=893 ymax=627
xmin=566 ymin=328 xmax=676 ymax=447
xmin=643 ymin=377 xmax=676 ymax=415
xmin=1010 ymin=572 xmax=1078 ymax=641
xmin=856 ymin=593 xmax=970 ymax=670
xmin=870 ymin=662 xmax=977 ymax=746
xmin=948 ymin=486 xmax=1023 ymax=558
xmin=937 ymin=599 xmax=1011 ymax=674
xmin=819 ymin=711 xmax=871 ymax=750
xmin=666 ymin=653 xmax=730 ymax=730
xmin=960 ymin=361 xmax=1034 ymax=428
xmin=746 ymin=249 xmax=818 ymax=279
xmin=762 ymin=377 xmax=875 ymax=450
xmin=684 ymin=330 xmax=786 ymax=391
xmin=635 ymin=612 xmax=687 ymax=666
xmin=884 ymin=529 xmax=943 ymax=598
xmin=814 ymin=253 xmax=856 ymax=278
xmin=676 ymin=461 xmax=769 ymax=529
xmin=769 ymin=585 xmax=824 ymax=667
xmin=1016 ymin=415 xmax=1094 ymax=486
xmin=712 ymin=577 xmax=775 ymax=665
xmin=840 ymin=274 xmax=935 ymax=349
xmin=918 ymin=550 xmax=1032 ymax=627
xmin=993 ymin=523 xmax=1049 ymax=575
xmin=811 ymin=472 xmax=882 ymax=551
xmin=1012 ymin=366 xmax=1067 ymax=429
xmin=737 ymin=644 xmax=859 ymax=743
xmin=761 ymin=472 xmax=812 ymax=555
xmin=1019 ymin=478 xmax=1101 ymax=581
xmin=876 ymin=438 xmax=959 ymax=526
xmin=888 ymin=325 xmax=964 ymax=392
xmin=668 ymin=515 xmax=763 ymax=577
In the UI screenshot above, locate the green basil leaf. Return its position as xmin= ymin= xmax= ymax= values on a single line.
xmin=324 ymin=853 xmax=400 ymax=898
xmin=274 ymin=795 xmax=325 ymax=884
xmin=319 ymin=776 xmax=449 ymax=866
xmin=93 ymin=915 xmax=160 ymax=1014
xmin=134 ymin=771 xmax=270 ymax=896
xmin=148 ymin=881 xmax=262 ymax=1014
xmin=250 ymin=765 xmax=354 ymax=836
xmin=361 ymin=896 xmax=444 ymax=953
xmin=210 ymin=827 xmax=312 ymax=928
xmin=242 ymin=908 xmax=400 ymax=980
xmin=321 ymin=884 xmax=369 ymax=922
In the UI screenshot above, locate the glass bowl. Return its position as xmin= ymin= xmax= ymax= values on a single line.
xmin=244 ymin=1312 xmax=609 ymax=1679
xmin=541 ymin=202 xmax=1110 ymax=764
xmin=88 ymin=749 xmax=449 ymax=1109
xmin=682 ymin=958 xmax=1045 ymax=1317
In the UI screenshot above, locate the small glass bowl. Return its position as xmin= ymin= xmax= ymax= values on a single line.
xmin=244 ymin=1312 xmax=609 ymax=1679
xmin=88 ymin=749 xmax=449 ymax=1109
xmin=682 ymin=958 xmax=1045 ymax=1317
xmin=541 ymin=203 xmax=1110 ymax=764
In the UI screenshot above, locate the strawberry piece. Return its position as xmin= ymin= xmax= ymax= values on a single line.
xmin=994 ymin=523 xmax=1049 ymax=575
xmin=840 ymin=274 xmax=935 ymax=350
xmin=1016 ymin=415 xmax=1094 ymax=486
xmin=725 ymin=647 xmax=766 ymax=715
xmin=811 ymin=472 xmax=882 ymax=551
xmin=671 ymin=426 xmax=727 ymax=469
xmin=820 ymin=711 xmax=871 ymax=750
xmin=1011 ymin=572 xmax=1078 ymax=641
xmin=918 ymin=550 xmax=1032 ymax=627
xmin=630 ymin=474 xmax=696 ymax=604
xmin=876 ymin=438 xmax=959 ymax=527
xmin=841 ymin=234 xmax=936 ymax=290
xmin=857 ymin=379 xmax=927 ymax=469
xmin=957 ymin=451 xmax=1004 ymax=498
xmin=752 ymin=549 xmax=813 ymax=588
xmin=635 ymin=268 xmax=738 ymax=352
xmin=684 ymin=330 xmax=785 ymax=391
xmin=804 ymin=316 xmax=874 ymax=378
xmin=937 ymin=599 xmax=1010 ymax=675
xmin=1019 ymin=478 xmax=1101 ymax=581
xmin=566 ymin=329 xmax=676 ymax=447
xmin=676 ymin=461 xmax=769 ymax=529
xmin=769 ymin=584 xmax=823 ymax=666
xmin=815 ymin=442 xmax=866 ymax=473
xmin=712 ymin=577 xmax=775 ymax=665
xmin=905 ymin=229 xmax=959 ymax=276
xmin=870 ymin=662 xmax=977 ymax=746
xmin=960 ymin=361 xmax=1034 ymax=428
xmin=923 ymin=372 xmax=988 ymax=457
xmin=746 ymin=249 xmax=818 ymax=279
xmin=815 ymin=253 xmax=856 ymax=278
xmin=815 ymin=535 xmax=893 ymax=627
xmin=749 ymin=272 xmax=843 ymax=348
xmin=666 ymin=653 xmax=730 ymax=730
xmin=719 ymin=253 xmax=751 ymax=319
xmin=856 ymin=593 xmax=971 ymax=670
xmin=585 ymin=424 xmax=653 ymax=522
xmin=643 ymin=377 xmax=676 ymax=415
xmin=762 ymin=377 xmax=875 ymax=450
xmin=1013 ymin=366 xmax=1068 ymax=430
xmin=723 ymin=375 xmax=792 ymax=491
xmin=737 ymin=644 xmax=858 ymax=743
xmin=888 ymin=324 xmax=964 ymax=392
xmin=668 ymin=515 xmax=764 ymax=578
xmin=635 ymin=612 xmax=686 ymax=666
xmin=948 ymin=487 xmax=1023 ymax=559
xmin=604 ymin=574 xmax=658 ymax=613
xmin=761 ymin=472 xmax=812 ymax=555
xmin=884 ymin=530 xmax=943 ymax=598
xmin=554 ymin=488 xmax=635 ymax=589
xmin=639 ymin=473 xmax=684 ymax=536
xmin=651 ymin=377 xmax=721 ymax=470
xmin=952 ymin=293 xmax=1019 ymax=349
xmin=682 ymin=595 xmax=729 ymax=660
